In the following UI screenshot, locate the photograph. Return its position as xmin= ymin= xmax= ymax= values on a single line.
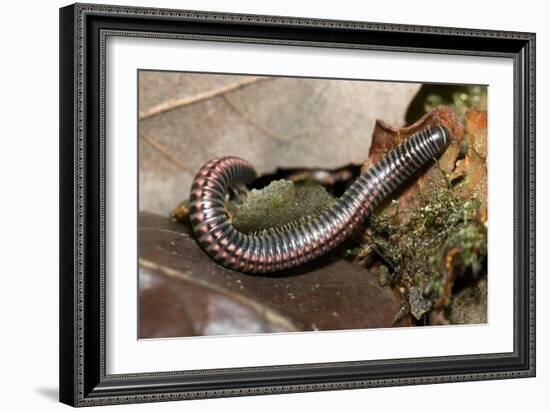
xmin=138 ymin=72 xmax=489 ymax=338
xmin=3 ymin=0 xmax=547 ymax=408
xmin=57 ymin=2 xmax=535 ymax=405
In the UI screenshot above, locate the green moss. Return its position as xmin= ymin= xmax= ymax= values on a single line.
xmin=442 ymin=222 xmax=487 ymax=277
xmin=406 ymin=84 xmax=488 ymax=123
xmin=231 ymin=179 xmax=336 ymax=234
xmin=363 ymin=186 xmax=487 ymax=320
xmin=378 ymin=265 xmax=391 ymax=287
xmin=170 ymin=199 xmax=190 ymax=223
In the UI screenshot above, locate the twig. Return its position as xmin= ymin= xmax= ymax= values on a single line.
xmin=139 ymin=76 xmax=269 ymax=120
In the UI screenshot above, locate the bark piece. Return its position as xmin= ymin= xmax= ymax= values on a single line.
xmin=444 ymin=278 xmax=487 ymax=325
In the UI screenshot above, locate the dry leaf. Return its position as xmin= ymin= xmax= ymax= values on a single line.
xmin=139 ymin=72 xmax=421 ymax=214
xmin=362 ymin=106 xmax=466 ymax=222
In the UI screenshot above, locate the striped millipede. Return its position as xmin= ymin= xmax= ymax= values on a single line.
xmin=189 ymin=126 xmax=451 ymax=274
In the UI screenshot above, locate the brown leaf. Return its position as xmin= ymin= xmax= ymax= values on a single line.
xmin=451 ymin=110 xmax=488 ymax=212
xmin=138 ymin=212 xmax=410 ymax=338
xmin=139 ymin=72 xmax=421 ymax=214
xmin=362 ymin=106 xmax=466 ymax=222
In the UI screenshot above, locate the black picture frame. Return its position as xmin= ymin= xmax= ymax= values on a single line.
xmin=59 ymin=3 xmax=536 ymax=407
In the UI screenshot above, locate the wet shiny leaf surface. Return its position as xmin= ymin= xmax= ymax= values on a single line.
xmin=139 ymin=212 xmax=409 ymax=338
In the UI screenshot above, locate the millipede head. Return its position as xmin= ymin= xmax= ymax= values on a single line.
xmin=431 ymin=125 xmax=452 ymax=152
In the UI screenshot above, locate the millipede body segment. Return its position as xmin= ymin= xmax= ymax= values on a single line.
xmin=189 ymin=126 xmax=451 ymax=274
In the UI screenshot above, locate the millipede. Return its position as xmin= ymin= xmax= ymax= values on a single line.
xmin=189 ymin=125 xmax=451 ymax=274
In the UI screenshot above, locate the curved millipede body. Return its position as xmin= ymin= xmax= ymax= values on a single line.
xmin=189 ymin=126 xmax=451 ymax=273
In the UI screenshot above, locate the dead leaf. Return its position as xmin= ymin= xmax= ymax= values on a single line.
xmin=451 ymin=110 xmax=488 ymax=212
xmin=139 ymin=72 xmax=421 ymax=214
xmin=139 ymin=212 xmax=410 ymax=338
xmin=362 ymin=106 xmax=466 ymax=223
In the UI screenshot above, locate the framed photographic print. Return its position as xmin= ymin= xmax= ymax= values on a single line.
xmin=59 ymin=3 xmax=536 ymax=407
